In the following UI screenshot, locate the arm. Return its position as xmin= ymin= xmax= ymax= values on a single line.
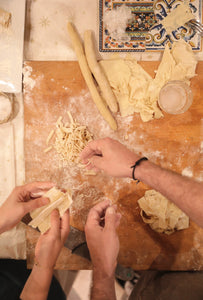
xmin=85 ymin=200 xmax=121 ymax=300
xmin=80 ymin=138 xmax=203 ymax=228
xmin=0 ymin=181 xmax=55 ymax=234
xmin=20 ymin=266 xmax=53 ymax=300
xmin=20 ymin=209 xmax=70 ymax=300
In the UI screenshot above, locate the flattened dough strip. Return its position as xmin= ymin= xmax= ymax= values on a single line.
xmin=29 ymin=187 xmax=72 ymax=233
xmin=29 ymin=196 xmax=65 ymax=228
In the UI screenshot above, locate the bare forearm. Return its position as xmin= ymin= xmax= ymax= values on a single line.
xmin=20 ymin=265 xmax=53 ymax=300
xmin=91 ymin=269 xmax=116 ymax=300
xmin=135 ymin=160 xmax=203 ymax=227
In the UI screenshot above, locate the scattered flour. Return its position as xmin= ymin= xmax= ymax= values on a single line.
xmin=103 ymin=5 xmax=133 ymax=42
xmin=182 ymin=167 xmax=193 ymax=178
xmin=23 ymin=65 xmax=36 ymax=90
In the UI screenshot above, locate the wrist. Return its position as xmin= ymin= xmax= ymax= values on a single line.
xmin=125 ymin=154 xmax=141 ymax=178
xmin=93 ymin=265 xmax=116 ymax=280
xmin=133 ymin=159 xmax=151 ymax=182
xmin=32 ymin=263 xmax=54 ymax=278
xmin=34 ymin=257 xmax=55 ymax=272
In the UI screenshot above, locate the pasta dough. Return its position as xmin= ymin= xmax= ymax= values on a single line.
xmin=44 ymin=112 xmax=93 ymax=164
xmin=84 ymin=30 xmax=118 ymax=113
xmin=67 ymin=22 xmax=117 ymax=131
xmin=99 ymin=39 xmax=197 ymax=122
xmin=160 ymin=1 xmax=194 ymax=34
xmin=138 ymin=190 xmax=189 ymax=235
xmin=29 ymin=187 xmax=72 ymax=234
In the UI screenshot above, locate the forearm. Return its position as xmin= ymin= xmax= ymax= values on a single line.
xmin=20 ymin=265 xmax=53 ymax=300
xmin=91 ymin=268 xmax=116 ymax=300
xmin=0 ymin=207 xmax=9 ymax=234
xmin=135 ymin=160 xmax=203 ymax=227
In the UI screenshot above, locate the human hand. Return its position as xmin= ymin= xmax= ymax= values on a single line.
xmin=34 ymin=209 xmax=70 ymax=270
xmin=85 ymin=200 xmax=121 ymax=277
xmin=80 ymin=138 xmax=140 ymax=178
xmin=0 ymin=181 xmax=55 ymax=233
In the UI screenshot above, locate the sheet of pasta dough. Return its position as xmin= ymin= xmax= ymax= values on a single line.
xmin=138 ymin=190 xmax=189 ymax=235
xmin=99 ymin=39 xmax=197 ymax=122
xmin=29 ymin=187 xmax=72 ymax=234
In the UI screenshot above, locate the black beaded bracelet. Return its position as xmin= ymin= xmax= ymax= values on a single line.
xmin=131 ymin=157 xmax=148 ymax=183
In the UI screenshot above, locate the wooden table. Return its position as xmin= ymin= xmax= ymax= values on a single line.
xmin=25 ymin=61 xmax=203 ymax=270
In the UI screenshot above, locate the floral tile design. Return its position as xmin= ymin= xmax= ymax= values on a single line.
xmin=99 ymin=0 xmax=202 ymax=52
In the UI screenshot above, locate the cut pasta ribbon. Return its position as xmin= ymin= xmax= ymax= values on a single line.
xmin=44 ymin=111 xmax=93 ymax=164
xmin=138 ymin=190 xmax=189 ymax=235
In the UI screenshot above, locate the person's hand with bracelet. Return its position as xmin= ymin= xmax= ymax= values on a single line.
xmin=80 ymin=137 xmax=147 ymax=180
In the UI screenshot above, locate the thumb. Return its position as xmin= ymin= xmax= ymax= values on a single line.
xmin=105 ymin=206 xmax=117 ymax=231
xmin=49 ymin=209 xmax=60 ymax=237
xmin=24 ymin=197 xmax=49 ymax=213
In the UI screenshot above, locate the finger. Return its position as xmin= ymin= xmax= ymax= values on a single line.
xmin=24 ymin=181 xmax=56 ymax=195
xmin=104 ymin=206 xmax=118 ymax=231
xmin=80 ymin=140 xmax=103 ymax=164
xmin=115 ymin=213 xmax=122 ymax=228
xmin=89 ymin=156 xmax=105 ymax=171
xmin=87 ymin=199 xmax=110 ymax=226
xmin=61 ymin=210 xmax=70 ymax=243
xmin=49 ymin=209 xmax=61 ymax=237
xmin=24 ymin=197 xmax=50 ymax=213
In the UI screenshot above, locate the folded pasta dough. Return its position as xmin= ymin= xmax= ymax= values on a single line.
xmin=29 ymin=187 xmax=72 ymax=234
xmin=138 ymin=190 xmax=189 ymax=235
xmin=0 ymin=8 xmax=11 ymax=28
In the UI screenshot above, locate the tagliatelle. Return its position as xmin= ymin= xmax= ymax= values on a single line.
xmin=138 ymin=190 xmax=189 ymax=235
xmin=45 ymin=111 xmax=93 ymax=164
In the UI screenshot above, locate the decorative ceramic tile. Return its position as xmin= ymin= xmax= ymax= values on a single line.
xmin=99 ymin=0 xmax=202 ymax=52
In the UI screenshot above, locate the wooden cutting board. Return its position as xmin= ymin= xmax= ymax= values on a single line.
xmin=24 ymin=61 xmax=203 ymax=270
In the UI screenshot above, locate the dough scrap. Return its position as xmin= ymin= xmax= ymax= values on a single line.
xmin=160 ymin=1 xmax=195 ymax=34
xmin=0 ymin=8 xmax=11 ymax=28
xmin=138 ymin=190 xmax=189 ymax=235
xmin=99 ymin=39 xmax=197 ymax=122
xmin=29 ymin=187 xmax=72 ymax=234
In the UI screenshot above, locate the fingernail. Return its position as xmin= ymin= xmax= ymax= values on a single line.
xmin=106 ymin=206 xmax=115 ymax=214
